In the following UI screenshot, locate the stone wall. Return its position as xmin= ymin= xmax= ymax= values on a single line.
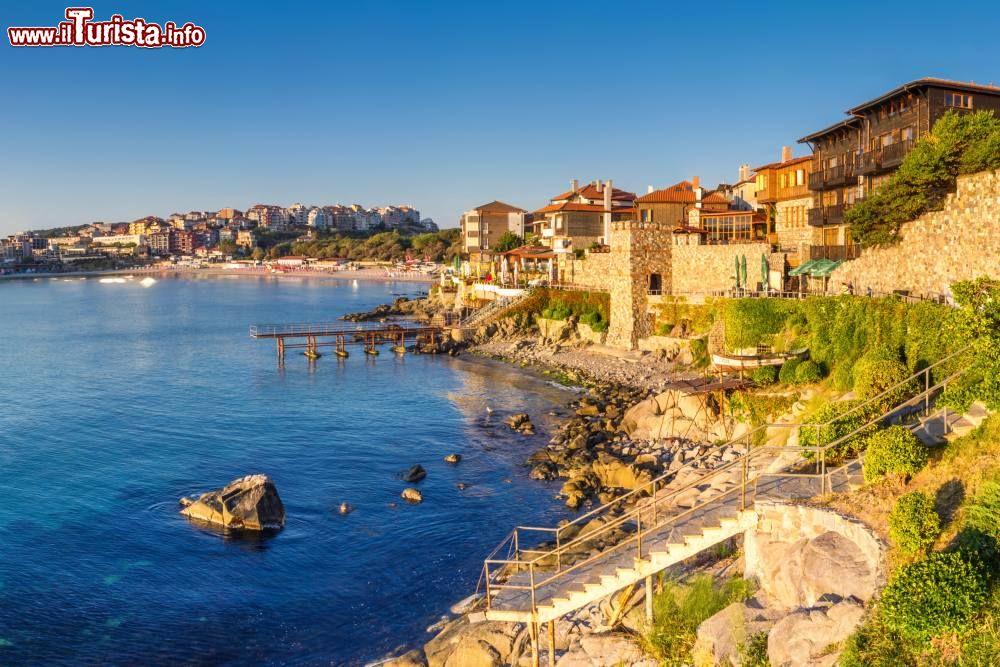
xmin=670 ymin=243 xmax=772 ymax=294
xmin=775 ymin=195 xmax=820 ymax=257
xmin=558 ymin=251 xmax=612 ymax=289
xmin=606 ymin=222 xmax=672 ymax=349
xmin=746 ymin=501 xmax=888 ymax=599
xmin=832 ymin=169 xmax=1000 ymax=296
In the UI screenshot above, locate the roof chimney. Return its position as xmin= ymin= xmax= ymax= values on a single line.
xmin=647 ymin=185 xmax=655 ymax=194
xmin=692 ymin=175 xmax=700 ymax=189
xmin=596 ymin=180 xmax=603 ymax=193
xmin=739 ymin=164 xmax=749 ymax=181
xmin=571 ymin=179 xmax=578 ymax=192
xmin=604 ymin=180 xmax=612 ymax=211
xmin=781 ymin=145 xmax=792 ymax=163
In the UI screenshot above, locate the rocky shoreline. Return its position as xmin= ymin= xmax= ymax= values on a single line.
xmin=345 ymin=294 xmax=767 ymax=666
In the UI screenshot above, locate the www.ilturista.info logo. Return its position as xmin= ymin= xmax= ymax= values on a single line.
xmin=7 ymin=7 xmax=205 ymax=48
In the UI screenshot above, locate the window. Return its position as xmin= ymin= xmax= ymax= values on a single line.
xmin=648 ymin=273 xmax=662 ymax=295
xmin=901 ymin=126 xmax=914 ymax=142
xmin=796 ymin=169 xmax=805 ymax=186
xmin=756 ymin=174 xmax=767 ymax=192
xmin=640 ymin=208 xmax=652 ymax=222
xmin=945 ymin=91 xmax=973 ymax=109
xmin=779 ymin=173 xmax=786 ymax=188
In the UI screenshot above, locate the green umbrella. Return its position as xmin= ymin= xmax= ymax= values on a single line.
xmin=740 ymin=255 xmax=748 ymax=290
xmin=735 ymin=256 xmax=741 ymax=289
xmin=761 ymin=253 xmax=769 ymax=290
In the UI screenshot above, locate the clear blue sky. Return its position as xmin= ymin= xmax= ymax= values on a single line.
xmin=3 ymin=0 xmax=1000 ymax=234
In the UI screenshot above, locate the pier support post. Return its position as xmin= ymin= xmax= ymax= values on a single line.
xmin=277 ymin=337 xmax=285 ymax=363
xmin=645 ymin=575 xmax=654 ymax=623
xmin=547 ymin=620 xmax=555 ymax=666
xmin=530 ymin=621 xmax=540 ymax=667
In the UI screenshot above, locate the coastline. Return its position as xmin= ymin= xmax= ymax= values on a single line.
xmin=0 ymin=266 xmax=438 ymax=284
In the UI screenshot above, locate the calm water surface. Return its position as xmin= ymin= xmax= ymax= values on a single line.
xmin=0 ymin=275 xmax=572 ymax=666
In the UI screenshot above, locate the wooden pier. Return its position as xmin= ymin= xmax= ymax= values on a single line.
xmin=249 ymin=321 xmax=445 ymax=361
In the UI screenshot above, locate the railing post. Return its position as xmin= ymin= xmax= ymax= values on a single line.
xmin=636 ymin=511 xmax=643 ymax=559
xmin=485 ymin=563 xmax=492 ymax=610
xmin=529 ymin=561 xmax=537 ymax=617
xmin=925 ymin=368 xmax=930 ymax=415
xmin=555 ymin=529 xmax=562 ymax=571
xmin=514 ymin=530 xmax=520 ymax=573
xmin=741 ymin=453 xmax=748 ymax=511
xmin=820 ymin=447 xmax=827 ymax=495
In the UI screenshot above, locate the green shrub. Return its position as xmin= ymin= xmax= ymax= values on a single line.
xmin=750 ymin=365 xmax=778 ymax=386
xmin=778 ymin=358 xmax=801 ymax=384
xmin=965 ymin=479 xmax=1000 ymax=540
xmin=642 ymin=575 xmax=755 ymax=666
xmin=880 ymin=551 xmax=988 ymax=640
xmin=888 ymin=491 xmax=941 ymax=554
xmin=863 ymin=425 xmax=929 ymax=483
xmin=799 ymin=399 xmax=876 ymax=462
xmin=840 ymin=611 xmax=916 ymax=667
xmin=794 ymin=359 xmax=823 ymax=384
xmin=737 ymin=632 xmax=770 ymax=667
xmin=724 ymin=299 xmax=794 ymax=350
xmin=853 ymin=354 xmax=913 ymax=408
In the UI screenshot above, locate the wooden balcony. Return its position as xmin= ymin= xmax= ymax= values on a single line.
xmin=807 ymin=203 xmax=846 ymax=227
xmin=808 ymin=243 xmax=861 ymax=261
xmin=855 ymin=139 xmax=916 ymax=175
xmin=807 ymin=163 xmax=856 ymax=191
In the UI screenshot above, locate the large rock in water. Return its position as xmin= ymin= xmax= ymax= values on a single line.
xmin=179 ymin=474 xmax=285 ymax=530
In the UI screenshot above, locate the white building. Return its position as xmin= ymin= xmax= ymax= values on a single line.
xmin=287 ymin=203 xmax=309 ymax=226
xmin=307 ymin=207 xmax=333 ymax=230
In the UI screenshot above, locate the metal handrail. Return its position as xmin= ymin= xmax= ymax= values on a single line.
xmin=482 ymin=346 xmax=974 ymax=614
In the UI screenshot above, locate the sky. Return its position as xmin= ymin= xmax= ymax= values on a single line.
xmin=4 ymin=0 xmax=1000 ymax=234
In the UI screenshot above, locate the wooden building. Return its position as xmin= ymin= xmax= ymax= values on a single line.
xmin=799 ymin=78 xmax=1000 ymax=255
xmin=752 ymin=148 xmax=816 ymax=260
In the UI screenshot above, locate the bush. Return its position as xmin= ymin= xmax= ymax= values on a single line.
xmin=863 ymin=425 xmax=929 ymax=483
xmin=854 ymin=354 xmax=913 ymax=408
xmin=750 ymin=365 xmax=778 ymax=386
xmin=794 ymin=359 xmax=823 ymax=384
xmin=778 ymin=358 xmax=801 ymax=384
xmin=879 ymin=551 xmax=988 ymax=640
xmin=799 ymin=399 xmax=876 ymax=462
xmin=723 ymin=299 xmax=794 ymax=350
xmin=888 ymin=491 xmax=941 ymax=554
xmin=642 ymin=575 xmax=755 ymax=665
xmin=840 ymin=611 xmax=916 ymax=667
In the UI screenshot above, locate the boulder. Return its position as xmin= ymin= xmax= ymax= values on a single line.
xmin=383 ymin=648 xmax=428 ymax=666
xmin=403 ymin=465 xmax=427 ymax=483
xmin=693 ymin=598 xmax=785 ymax=667
xmin=179 ymin=474 xmax=284 ymax=531
xmin=767 ymin=600 xmax=865 ymax=667
xmin=402 ymin=488 xmax=423 ymax=503
xmin=444 ymin=454 xmax=462 ymax=464
xmin=443 ymin=639 xmax=500 ymax=667
xmin=590 ymin=453 xmax=652 ymax=491
xmin=748 ymin=531 xmax=877 ymax=609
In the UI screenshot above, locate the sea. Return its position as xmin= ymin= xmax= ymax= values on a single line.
xmin=0 ymin=274 xmax=573 ymax=666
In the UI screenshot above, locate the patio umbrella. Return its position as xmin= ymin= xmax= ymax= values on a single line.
xmin=740 ymin=255 xmax=748 ymax=291
xmin=761 ymin=253 xmax=769 ymax=291
xmin=735 ymin=256 xmax=741 ymax=289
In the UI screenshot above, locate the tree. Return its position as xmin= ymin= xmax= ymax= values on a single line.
xmin=218 ymin=240 xmax=237 ymax=255
xmin=493 ymin=231 xmax=524 ymax=253
xmin=251 ymin=247 xmax=265 ymax=261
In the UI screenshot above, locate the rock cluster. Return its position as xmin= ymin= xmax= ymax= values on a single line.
xmin=503 ymin=413 xmax=535 ymax=435
xmin=526 ymin=384 xmax=747 ymax=510
xmin=179 ymin=474 xmax=285 ymax=531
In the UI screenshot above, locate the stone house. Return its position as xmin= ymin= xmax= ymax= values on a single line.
xmin=533 ymin=180 xmax=636 ymax=253
xmin=753 ymin=147 xmax=817 ymax=264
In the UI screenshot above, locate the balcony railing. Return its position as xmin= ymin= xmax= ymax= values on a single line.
xmin=855 ymin=139 xmax=916 ymax=174
xmin=807 ymin=203 xmax=847 ymax=227
xmin=807 ymin=163 xmax=857 ymax=191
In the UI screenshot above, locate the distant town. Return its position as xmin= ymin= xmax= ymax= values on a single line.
xmin=0 ymin=202 xmax=439 ymax=273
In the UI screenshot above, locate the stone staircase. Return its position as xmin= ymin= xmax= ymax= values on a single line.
xmin=912 ymin=401 xmax=990 ymax=446
xmin=460 ymin=289 xmax=533 ymax=328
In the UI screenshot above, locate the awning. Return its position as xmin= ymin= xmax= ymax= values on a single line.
xmin=788 ymin=258 xmax=843 ymax=278
xmin=810 ymin=259 xmax=843 ymax=277
xmin=788 ymin=259 xmax=819 ymax=276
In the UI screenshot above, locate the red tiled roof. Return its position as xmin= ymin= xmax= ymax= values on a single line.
xmin=469 ymin=200 xmax=526 ymax=213
xmin=550 ymin=183 xmax=637 ymax=203
xmin=702 ymin=192 xmax=729 ymax=204
xmin=636 ymin=181 xmax=698 ymax=204
xmin=535 ymin=202 xmax=634 ymax=214
xmin=503 ymin=245 xmax=557 ymax=258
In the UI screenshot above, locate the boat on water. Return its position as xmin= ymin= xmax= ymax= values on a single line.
xmin=712 ymin=348 xmax=808 ymax=371
xmin=99 ymin=277 xmax=127 ymax=284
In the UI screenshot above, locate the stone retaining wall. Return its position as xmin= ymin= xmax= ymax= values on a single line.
xmin=671 ymin=243 xmax=773 ymax=294
xmin=746 ymin=501 xmax=888 ymax=595
xmin=558 ymin=252 xmax=613 ymax=290
xmin=832 ymin=169 xmax=1000 ymax=296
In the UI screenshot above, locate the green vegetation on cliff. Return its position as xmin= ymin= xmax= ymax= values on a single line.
xmin=256 ymin=228 xmax=463 ymax=262
xmin=846 ymin=110 xmax=1000 ymax=247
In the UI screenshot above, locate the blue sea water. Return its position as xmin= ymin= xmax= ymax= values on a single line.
xmin=0 ymin=275 xmax=572 ymax=666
